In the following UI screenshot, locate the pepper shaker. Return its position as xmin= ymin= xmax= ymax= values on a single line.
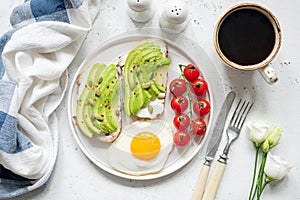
xmin=159 ymin=1 xmax=188 ymax=34
xmin=127 ymin=0 xmax=154 ymax=22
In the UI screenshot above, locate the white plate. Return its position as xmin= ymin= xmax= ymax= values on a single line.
xmin=67 ymin=29 xmax=224 ymax=180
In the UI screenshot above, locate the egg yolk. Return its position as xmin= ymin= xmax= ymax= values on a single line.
xmin=130 ymin=132 xmax=161 ymax=161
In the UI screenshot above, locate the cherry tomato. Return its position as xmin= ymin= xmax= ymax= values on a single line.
xmin=190 ymin=78 xmax=208 ymax=97
xmin=193 ymin=99 xmax=211 ymax=116
xmin=173 ymin=130 xmax=190 ymax=147
xmin=169 ymin=78 xmax=186 ymax=96
xmin=171 ymin=96 xmax=188 ymax=113
xmin=192 ymin=118 xmax=207 ymax=136
xmin=173 ymin=114 xmax=190 ymax=130
xmin=183 ymin=64 xmax=200 ymax=82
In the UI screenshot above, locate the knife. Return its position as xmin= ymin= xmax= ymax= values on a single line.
xmin=191 ymin=91 xmax=236 ymax=200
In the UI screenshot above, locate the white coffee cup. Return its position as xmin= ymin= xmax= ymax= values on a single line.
xmin=214 ymin=3 xmax=282 ymax=84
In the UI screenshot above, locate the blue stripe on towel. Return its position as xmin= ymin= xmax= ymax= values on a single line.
xmin=0 ymin=166 xmax=33 ymax=199
xmin=0 ymin=112 xmax=7 ymax=130
xmin=64 ymin=0 xmax=84 ymax=9
xmin=0 ymin=165 xmax=33 ymax=181
xmin=30 ymin=0 xmax=69 ymax=23
xmin=0 ymin=82 xmax=32 ymax=153
xmin=9 ymin=1 xmax=33 ymax=27
xmin=0 ymin=30 xmax=18 ymax=79
xmin=0 ymin=112 xmax=33 ymax=153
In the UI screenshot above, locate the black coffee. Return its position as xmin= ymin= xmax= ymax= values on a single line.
xmin=218 ymin=8 xmax=275 ymax=65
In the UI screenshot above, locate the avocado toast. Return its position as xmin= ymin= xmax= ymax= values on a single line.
xmin=76 ymin=63 xmax=121 ymax=142
xmin=122 ymin=39 xmax=170 ymax=119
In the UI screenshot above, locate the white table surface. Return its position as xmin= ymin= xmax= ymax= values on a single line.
xmin=1 ymin=0 xmax=300 ymax=199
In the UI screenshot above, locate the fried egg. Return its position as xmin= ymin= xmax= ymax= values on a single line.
xmin=107 ymin=120 xmax=174 ymax=176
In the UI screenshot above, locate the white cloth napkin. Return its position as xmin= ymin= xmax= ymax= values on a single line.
xmin=0 ymin=0 xmax=100 ymax=198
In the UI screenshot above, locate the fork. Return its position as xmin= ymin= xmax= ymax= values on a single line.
xmin=202 ymin=99 xmax=254 ymax=200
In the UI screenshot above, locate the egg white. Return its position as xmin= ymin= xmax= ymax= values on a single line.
xmin=107 ymin=120 xmax=174 ymax=176
xmin=136 ymin=99 xmax=165 ymax=119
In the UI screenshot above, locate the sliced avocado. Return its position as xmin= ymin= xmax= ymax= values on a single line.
xmin=128 ymin=46 xmax=161 ymax=90
xmin=150 ymin=82 xmax=160 ymax=95
xmin=129 ymin=86 xmax=145 ymax=115
xmin=152 ymin=57 xmax=171 ymax=66
xmin=123 ymin=46 xmax=151 ymax=115
xmin=76 ymin=63 xmax=120 ymax=137
xmin=124 ymin=42 xmax=158 ymax=88
xmin=76 ymin=63 xmax=107 ymax=137
xmin=142 ymin=90 xmax=152 ymax=107
xmin=123 ymin=42 xmax=154 ymax=74
xmin=136 ymin=64 xmax=157 ymax=85
xmin=123 ymin=41 xmax=170 ymax=116
xmin=140 ymin=50 xmax=162 ymax=63
xmin=97 ymin=64 xmax=116 ymax=93
xmin=154 ymin=81 xmax=166 ymax=92
xmin=93 ymin=64 xmax=119 ymax=133
xmin=123 ymin=44 xmax=155 ymax=115
xmin=94 ymin=77 xmax=119 ymax=133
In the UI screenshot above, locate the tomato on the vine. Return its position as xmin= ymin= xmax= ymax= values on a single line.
xmin=173 ymin=114 xmax=190 ymax=130
xmin=171 ymin=96 xmax=188 ymax=113
xmin=193 ymin=99 xmax=210 ymax=116
xmin=169 ymin=78 xmax=186 ymax=96
xmin=192 ymin=118 xmax=207 ymax=136
xmin=190 ymin=78 xmax=208 ymax=97
xmin=183 ymin=64 xmax=200 ymax=82
xmin=173 ymin=130 xmax=190 ymax=147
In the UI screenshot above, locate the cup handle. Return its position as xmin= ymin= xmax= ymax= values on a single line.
xmin=258 ymin=65 xmax=278 ymax=84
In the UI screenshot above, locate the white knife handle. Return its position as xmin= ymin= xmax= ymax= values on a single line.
xmin=202 ymin=161 xmax=226 ymax=200
xmin=191 ymin=164 xmax=210 ymax=200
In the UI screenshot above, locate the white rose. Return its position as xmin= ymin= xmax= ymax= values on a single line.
xmin=262 ymin=126 xmax=282 ymax=153
xmin=264 ymin=152 xmax=292 ymax=181
xmin=247 ymin=120 xmax=271 ymax=147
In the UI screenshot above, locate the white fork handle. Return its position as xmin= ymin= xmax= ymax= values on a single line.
xmin=202 ymin=161 xmax=226 ymax=200
xmin=191 ymin=164 xmax=210 ymax=200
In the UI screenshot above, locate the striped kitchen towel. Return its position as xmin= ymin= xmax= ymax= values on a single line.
xmin=0 ymin=0 xmax=100 ymax=198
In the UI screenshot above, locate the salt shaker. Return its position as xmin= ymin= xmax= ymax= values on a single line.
xmin=159 ymin=1 xmax=188 ymax=34
xmin=127 ymin=0 xmax=154 ymax=22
